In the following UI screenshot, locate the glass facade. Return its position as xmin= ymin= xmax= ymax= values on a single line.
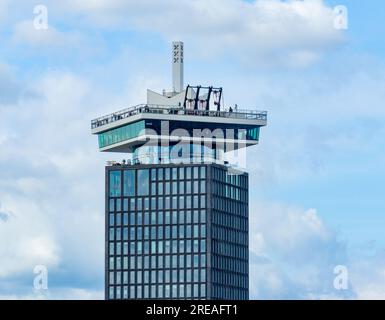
xmin=106 ymin=163 xmax=248 ymax=300
xmin=132 ymin=144 xmax=223 ymax=165
xmin=98 ymin=120 xmax=260 ymax=149
xmin=98 ymin=121 xmax=145 ymax=148
xmin=210 ymin=166 xmax=249 ymax=300
xmin=148 ymin=120 xmax=260 ymax=141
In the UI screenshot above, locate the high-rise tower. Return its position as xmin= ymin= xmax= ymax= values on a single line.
xmin=91 ymin=42 xmax=267 ymax=300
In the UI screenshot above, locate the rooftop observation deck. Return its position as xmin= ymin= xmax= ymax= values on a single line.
xmin=91 ymin=104 xmax=268 ymax=132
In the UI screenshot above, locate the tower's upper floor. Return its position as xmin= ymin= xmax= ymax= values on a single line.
xmin=91 ymin=103 xmax=267 ymax=153
xmin=91 ymin=42 xmax=267 ymax=158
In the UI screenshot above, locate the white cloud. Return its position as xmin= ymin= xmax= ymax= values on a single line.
xmin=0 ymin=0 xmax=8 ymax=23
xmin=0 ymin=63 xmax=22 ymax=105
xmin=248 ymin=200 xmax=385 ymax=300
xmin=248 ymin=202 xmax=351 ymax=299
xmin=0 ymin=203 xmax=12 ymax=222
xmin=12 ymin=20 xmax=84 ymax=47
xmin=0 ymin=287 xmax=103 ymax=300
xmin=52 ymin=288 xmax=104 ymax=300
xmin=349 ymin=251 xmax=385 ymax=300
xmin=56 ymin=0 xmax=344 ymax=67
xmin=355 ymin=284 xmax=385 ymax=300
xmin=0 ymin=70 xmax=108 ymax=294
xmin=0 ymin=197 xmax=60 ymax=278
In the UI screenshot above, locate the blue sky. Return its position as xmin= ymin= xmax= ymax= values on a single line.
xmin=0 ymin=0 xmax=385 ymax=299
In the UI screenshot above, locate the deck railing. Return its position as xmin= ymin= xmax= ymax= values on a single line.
xmin=91 ymin=104 xmax=267 ymax=130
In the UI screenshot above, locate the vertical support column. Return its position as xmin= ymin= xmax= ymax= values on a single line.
xmin=206 ymin=164 xmax=212 ymax=299
xmin=105 ymin=167 xmax=109 ymax=300
xmin=172 ymin=41 xmax=184 ymax=93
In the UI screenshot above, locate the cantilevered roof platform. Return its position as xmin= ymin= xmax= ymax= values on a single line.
xmin=91 ymin=104 xmax=267 ymax=153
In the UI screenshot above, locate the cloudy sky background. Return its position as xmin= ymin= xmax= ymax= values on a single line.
xmin=0 ymin=0 xmax=385 ymax=299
